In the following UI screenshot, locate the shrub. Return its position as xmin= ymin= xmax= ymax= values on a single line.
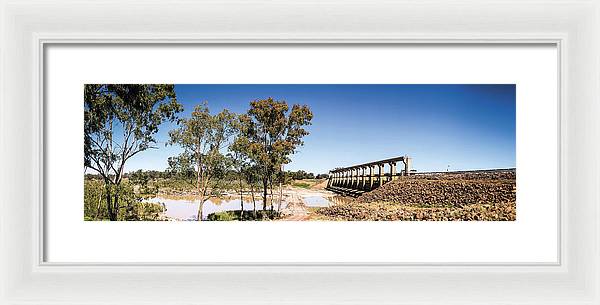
xmin=84 ymin=178 xmax=165 ymax=221
xmin=207 ymin=210 xmax=281 ymax=221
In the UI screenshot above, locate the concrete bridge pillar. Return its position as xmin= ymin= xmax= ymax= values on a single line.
xmin=403 ymin=156 xmax=412 ymax=176
xmin=369 ymin=165 xmax=375 ymax=190
xmin=378 ymin=163 xmax=385 ymax=187
xmin=347 ymin=169 xmax=352 ymax=187
xmin=344 ymin=170 xmax=349 ymax=187
xmin=360 ymin=166 xmax=366 ymax=190
xmin=390 ymin=162 xmax=397 ymax=181
xmin=348 ymin=169 xmax=352 ymax=187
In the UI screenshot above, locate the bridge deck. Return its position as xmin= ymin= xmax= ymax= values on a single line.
xmin=330 ymin=156 xmax=407 ymax=172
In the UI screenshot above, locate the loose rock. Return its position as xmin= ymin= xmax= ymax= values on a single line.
xmin=315 ymin=169 xmax=516 ymax=221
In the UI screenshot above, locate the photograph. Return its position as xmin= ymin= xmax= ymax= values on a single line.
xmin=84 ymin=84 xmax=516 ymax=221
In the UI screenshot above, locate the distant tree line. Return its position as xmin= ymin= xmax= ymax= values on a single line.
xmin=85 ymin=168 xmax=330 ymax=182
xmin=284 ymin=170 xmax=329 ymax=180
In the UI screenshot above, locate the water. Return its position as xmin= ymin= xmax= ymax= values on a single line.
xmin=145 ymin=194 xmax=333 ymax=220
xmin=327 ymin=195 xmax=355 ymax=205
xmin=303 ymin=196 xmax=332 ymax=207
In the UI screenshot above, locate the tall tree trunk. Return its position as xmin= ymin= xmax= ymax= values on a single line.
xmin=107 ymin=119 xmax=116 ymax=221
xmin=95 ymin=189 xmax=103 ymax=220
xmin=197 ymin=178 xmax=206 ymax=221
xmin=250 ymin=183 xmax=257 ymax=218
xmin=105 ymin=182 xmax=115 ymax=221
xmin=113 ymin=191 xmax=120 ymax=220
xmin=278 ymin=166 xmax=283 ymax=213
xmin=278 ymin=178 xmax=283 ymax=213
xmin=196 ymin=148 xmax=202 ymax=221
xmin=239 ymin=175 xmax=244 ymax=220
xmin=262 ymin=178 xmax=268 ymax=211
xmin=197 ymin=199 xmax=204 ymax=221
xmin=269 ymin=178 xmax=274 ymax=213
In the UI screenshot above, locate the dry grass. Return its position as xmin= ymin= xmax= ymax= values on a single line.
xmin=313 ymin=201 xmax=515 ymax=221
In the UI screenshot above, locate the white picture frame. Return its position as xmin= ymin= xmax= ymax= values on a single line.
xmin=0 ymin=1 xmax=598 ymax=304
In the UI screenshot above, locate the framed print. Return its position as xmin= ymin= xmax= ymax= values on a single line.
xmin=1 ymin=1 xmax=599 ymax=305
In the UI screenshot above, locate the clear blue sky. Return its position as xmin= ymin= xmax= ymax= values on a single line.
xmin=123 ymin=84 xmax=516 ymax=174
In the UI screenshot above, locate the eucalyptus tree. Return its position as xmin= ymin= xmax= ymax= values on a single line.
xmin=241 ymin=98 xmax=313 ymax=212
xmin=228 ymin=116 xmax=251 ymax=219
xmin=84 ymin=84 xmax=181 ymax=220
xmin=166 ymin=153 xmax=196 ymax=185
xmin=167 ymin=102 xmax=236 ymax=221
xmin=244 ymin=164 xmax=260 ymax=217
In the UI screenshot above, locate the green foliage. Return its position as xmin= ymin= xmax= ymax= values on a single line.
xmin=129 ymin=169 xmax=159 ymax=196
xmin=291 ymin=181 xmax=311 ymax=189
xmin=153 ymin=177 xmax=197 ymax=193
xmin=84 ymin=179 xmax=108 ymax=220
xmin=128 ymin=201 xmax=166 ymax=221
xmin=167 ymin=102 xmax=236 ymax=220
xmin=84 ymin=179 xmax=165 ymax=221
xmin=207 ymin=211 xmax=237 ymax=221
xmin=166 ymin=153 xmax=196 ymax=185
xmin=243 ymin=98 xmax=313 ymax=166
xmin=239 ymin=97 xmax=313 ymax=210
xmin=207 ymin=210 xmax=280 ymax=221
xmin=124 ymin=170 xmax=169 ymax=179
xmin=287 ymin=170 xmax=315 ymax=180
xmin=84 ymin=84 xmax=182 ymax=181
xmin=84 ymin=84 xmax=182 ymax=220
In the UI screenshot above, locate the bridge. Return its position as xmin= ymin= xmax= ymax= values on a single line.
xmin=326 ymin=156 xmax=413 ymax=197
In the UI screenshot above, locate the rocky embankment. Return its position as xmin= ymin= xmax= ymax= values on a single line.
xmin=315 ymin=169 xmax=516 ymax=221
